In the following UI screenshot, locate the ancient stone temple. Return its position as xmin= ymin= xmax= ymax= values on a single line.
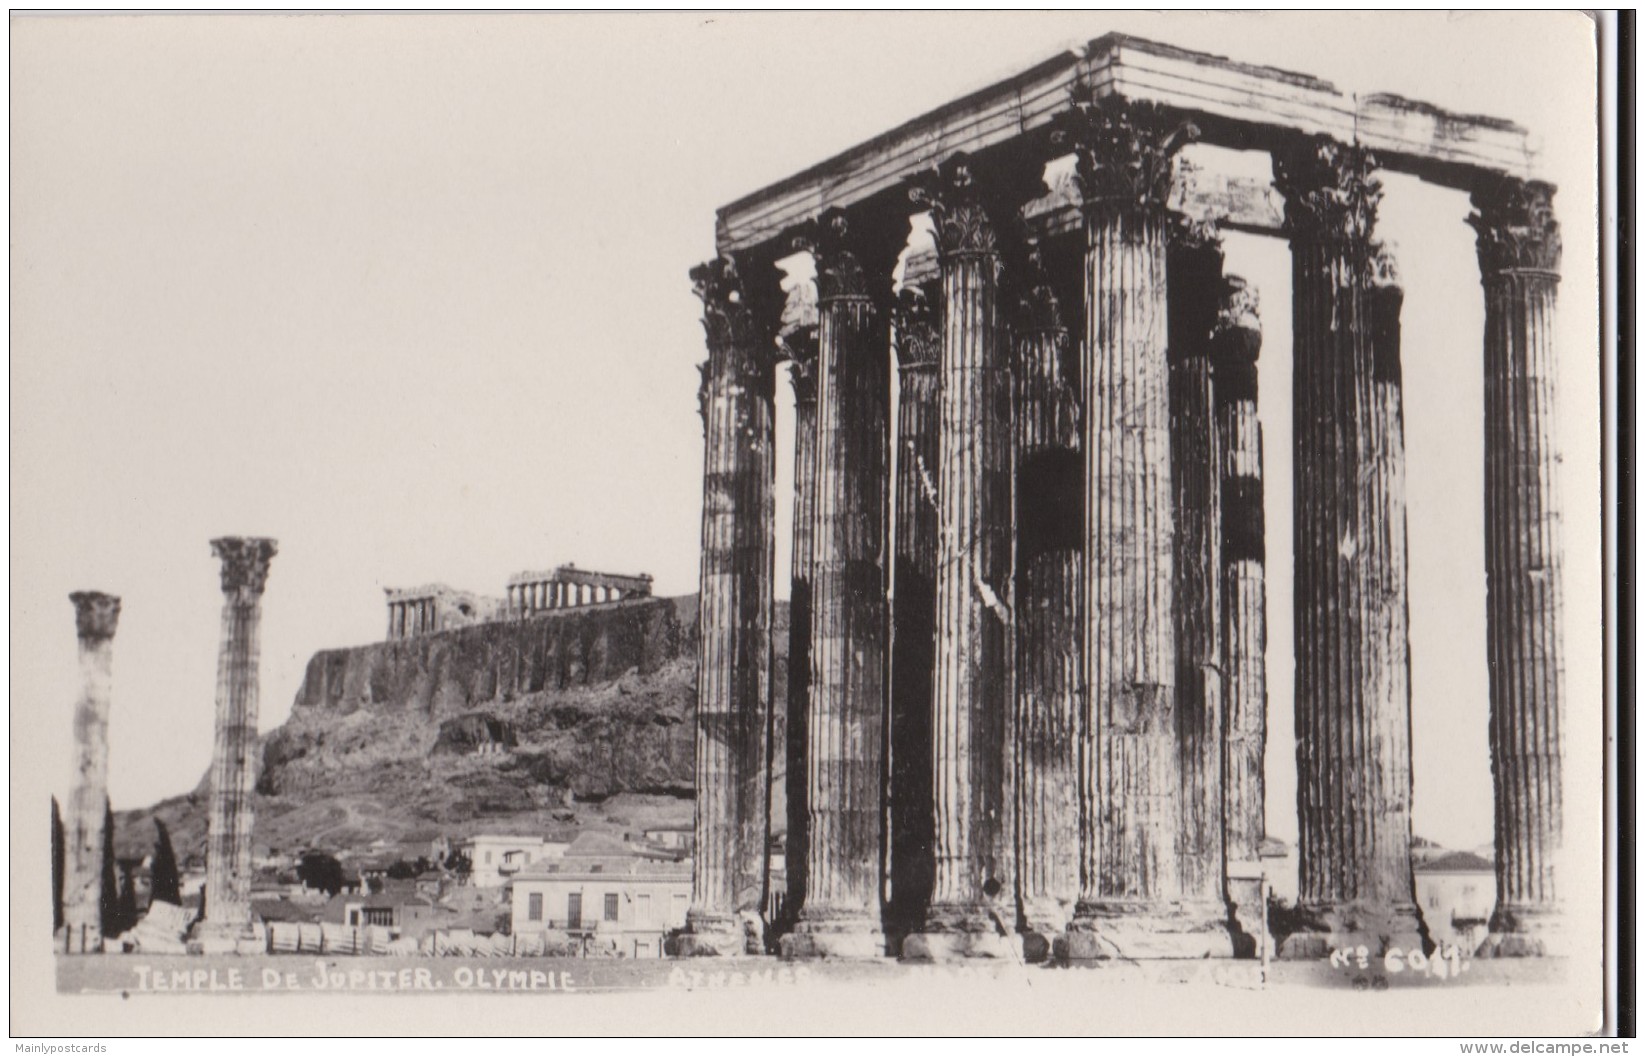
xmin=62 ymin=591 xmax=121 ymax=954
xmin=688 ymin=34 xmax=1567 ymax=961
xmin=195 ymin=536 xmax=277 ymax=950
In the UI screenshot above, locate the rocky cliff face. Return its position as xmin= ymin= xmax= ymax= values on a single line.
xmin=118 ymin=595 xmax=738 ymax=860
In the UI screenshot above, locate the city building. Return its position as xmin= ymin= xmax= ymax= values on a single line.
xmin=458 ymin=834 xmax=571 ymax=888
xmin=1415 ymin=851 xmax=1496 ymax=955
xmin=508 ymin=832 xmax=690 ymax=959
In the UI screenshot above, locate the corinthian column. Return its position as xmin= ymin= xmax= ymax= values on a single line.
xmin=887 ymin=282 xmax=940 ymax=941
xmin=1057 ymin=99 xmax=1227 ymax=958
xmin=1167 ymin=224 xmax=1229 ymax=926
xmin=197 ymin=536 xmax=277 ymax=948
xmin=1011 ymin=243 xmax=1082 ymax=957
xmin=62 ymin=591 xmax=121 ymax=954
xmin=781 ymin=324 xmax=819 ymax=935
xmin=1213 ymin=276 xmax=1269 ymax=950
xmin=901 ymin=153 xmax=1036 ymax=962
xmin=683 ymin=255 xmax=781 ymax=956
xmin=784 ymin=207 xmax=902 ymax=959
xmin=1274 ymin=138 xmax=1423 ymax=957
xmin=1469 ymin=179 xmax=1567 ymax=957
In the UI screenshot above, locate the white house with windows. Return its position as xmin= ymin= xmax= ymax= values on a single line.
xmin=508 ymin=831 xmax=690 ymax=959
xmin=1414 ymin=850 xmax=1496 ymax=955
xmin=458 ymin=834 xmax=571 ymax=888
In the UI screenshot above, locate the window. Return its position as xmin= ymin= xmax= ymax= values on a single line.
xmin=364 ymin=908 xmax=393 ymax=927
xmin=347 ymin=909 xmax=360 ymax=926
xmin=485 ymin=851 xmax=492 ymax=864
xmin=567 ymin=892 xmax=582 ymax=928
xmin=636 ymin=894 xmax=652 ymax=925
xmin=604 ymin=893 xmax=620 ymax=921
xmin=528 ymin=893 xmax=543 ymax=922
xmin=1428 ymin=892 xmax=1440 ymax=908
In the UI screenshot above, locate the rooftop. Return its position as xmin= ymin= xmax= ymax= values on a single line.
xmin=1415 ymin=850 xmax=1495 ymax=874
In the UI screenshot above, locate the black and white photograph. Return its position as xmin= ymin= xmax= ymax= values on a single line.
xmin=8 ymin=10 xmax=1621 ymax=1039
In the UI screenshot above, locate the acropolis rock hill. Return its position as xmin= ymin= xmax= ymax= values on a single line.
xmin=117 ymin=595 xmax=791 ymax=861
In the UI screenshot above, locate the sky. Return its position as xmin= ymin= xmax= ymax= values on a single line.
xmin=11 ymin=12 xmax=1603 ymax=860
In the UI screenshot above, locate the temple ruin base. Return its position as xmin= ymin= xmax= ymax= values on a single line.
xmin=186 ymin=921 xmax=266 ymax=956
xmin=1480 ymin=905 xmax=1568 ymax=958
xmin=1225 ymin=877 xmax=1269 ymax=959
xmin=1064 ymin=902 xmax=1235 ymax=960
xmin=1018 ymin=897 xmax=1074 ymax=963
xmin=779 ymin=915 xmax=886 ymax=960
xmin=1277 ymin=901 xmax=1428 ymax=960
xmin=901 ymin=931 xmax=1023 ymax=963
xmin=677 ymin=912 xmax=761 ymax=957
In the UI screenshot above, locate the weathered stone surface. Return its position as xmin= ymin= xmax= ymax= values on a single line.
xmin=1212 ymin=275 xmax=1269 ymax=954
xmin=781 ymin=326 xmax=819 ymax=935
xmin=1470 ymin=179 xmax=1567 ymax=957
xmin=909 ymin=154 xmax=1026 ymax=951
xmin=1059 ymin=100 xmax=1226 ymax=956
xmin=790 ymin=207 xmax=900 ymax=954
xmin=63 ymin=591 xmax=121 ymax=954
xmin=1011 ymin=245 xmax=1081 ymax=944
xmin=887 ymin=282 xmax=940 ymax=940
xmin=688 ymin=254 xmax=781 ymax=944
xmin=200 ymin=536 xmax=278 ymax=939
xmin=1167 ymin=227 xmax=1227 ymax=917
xmin=431 ymin=712 xmax=518 ymax=755
xmin=1274 ymin=139 xmax=1423 ymax=957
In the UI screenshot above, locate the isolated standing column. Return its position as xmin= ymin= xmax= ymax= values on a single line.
xmin=63 ymin=591 xmax=121 ymax=954
xmin=199 ymin=536 xmax=277 ymax=942
xmin=684 ymin=255 xmax=781 ymax=955
xmin=1470 ymin=179 xmax=1568 ymax=957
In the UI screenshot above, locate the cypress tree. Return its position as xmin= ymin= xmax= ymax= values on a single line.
xmin=50 ymin=798 xmax=64 ymax=932
xmin=99 ymin=799 xmax=120 ymax=937
xmin=117 ymin=864 xmax=139 ymax=931
xmin=150 ymin=819 xmax=182 ymax=906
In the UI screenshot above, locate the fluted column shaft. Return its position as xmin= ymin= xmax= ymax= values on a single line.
xmin=888 ymin=285 xmax=941 ymax=937
xmin=1080 ymin=205 xmax=1179 ymax=909
xmin=1168 ymin=233 xmax=1227 ymax=910
xmin=1212 ymin=280 xmax=1268 ymax=868
xmin=1053 ymin=99 xmax=1231 ymax=958
xmin=64 ymin=592 xmax=121 ymax=953
xmin=791 ymin=209 xmax=897 ymax=956
xmin=1012 ymin=260 xmax=1082 ymax=938
xmin=1470 ymin=181 xmax=1567 ymax=955
xmin=203 ymin=537 xmax=277 ymax=934
xmin=1275 ymin=139 xmax=1420 ymax=955
xmin=783 ymin=329 xmax=819 ymax=932
xmin=911 ymin=156 xmax=1019 ymax=951
xmin=687 ymin=257 xmax=780 ymax=952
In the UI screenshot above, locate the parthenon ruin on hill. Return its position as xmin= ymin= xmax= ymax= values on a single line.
xmin=684 ymin=34 xmax=1568 ymax=961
